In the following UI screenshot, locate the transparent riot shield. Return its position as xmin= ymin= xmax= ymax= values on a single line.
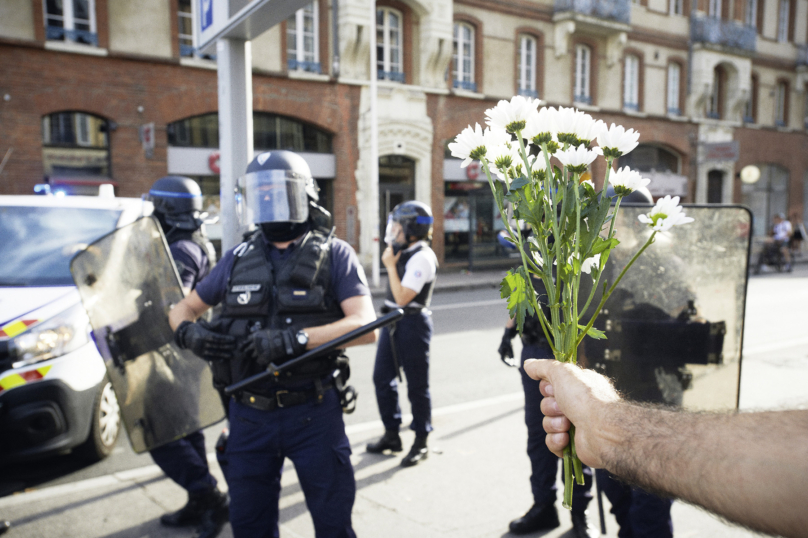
xmin=582 ymin=205 xmax=751 ymax=412
xmin=70 ymin=217 xmax=225 ymax=453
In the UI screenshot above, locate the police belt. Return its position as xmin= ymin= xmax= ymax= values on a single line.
xmin=237 ymin=380 xmax=335 ymax=412
xmin=381 ymin=304 xmax=428 ymax=316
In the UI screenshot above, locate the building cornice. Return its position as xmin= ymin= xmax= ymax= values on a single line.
xmin=453 ymin=0 xmax=553 ymax=21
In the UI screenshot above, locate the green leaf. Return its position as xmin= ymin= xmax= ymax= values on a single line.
xmin=579 ymin=324 xmax=607 ymax=340
xmin=499 ymin=269 xmax=535 ymax=333
xmin=591 ymin=236 xmax=619 ymax=255
xmin=509 ymin=176 xmax=531 ymax=191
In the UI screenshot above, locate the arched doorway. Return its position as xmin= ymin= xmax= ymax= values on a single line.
xmin=707 ymin=169 xmax=724 ymax=203
xmin=378 ymin=155 xmax=416 ymax=241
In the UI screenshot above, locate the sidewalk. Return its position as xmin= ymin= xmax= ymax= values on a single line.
xmin=370 ymin=268 xmax=507 ymax=298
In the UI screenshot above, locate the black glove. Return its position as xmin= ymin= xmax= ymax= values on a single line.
xmin=174 ymin=320 xmax=237 ymax=361
xmin=498 ymin=326 xmax=519 ymax=368
xmin=240 ymin=328 xmax=306 ymax=367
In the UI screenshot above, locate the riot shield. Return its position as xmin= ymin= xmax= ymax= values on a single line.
xmin=70 ymin=217 xmax=225 ymax=453
xmin=582 ymin=205 xmax=751 ymax=412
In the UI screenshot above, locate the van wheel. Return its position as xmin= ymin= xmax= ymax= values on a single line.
xmin=77 ymin=377 xmax=121 ymax=462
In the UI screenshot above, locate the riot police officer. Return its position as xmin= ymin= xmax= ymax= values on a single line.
xmin=499 ymin=296 xmax=595 ymax=537
xmin=168 ymin=150 xmax=376 ymax=538
xmin=366 ymin=201 xmax=438 ymax=467
xmin=146 ymin=176 xmax=229 ymax=538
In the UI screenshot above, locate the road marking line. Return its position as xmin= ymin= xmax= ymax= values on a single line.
xmin=743 ymin=337 xmax=808 ymax=356
xmin=0 ymin=392 xmax=523 ymax=507
xmin=430 ymin=299 xmax=504 ymax=311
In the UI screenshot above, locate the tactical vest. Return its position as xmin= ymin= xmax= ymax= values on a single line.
xmin=385 ymin=243 xmax=437 ymax=309
xmin=171 ymin=229 xmax=216 ymax=286
xmin=216 ymin=227 xmax=344 ymax=394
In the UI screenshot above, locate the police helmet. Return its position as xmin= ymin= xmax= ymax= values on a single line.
xmin=237 ymin=150 xmax=319 ymax=228
xmin=606 ymin=184 xmax=653 ymax=204
xmin=385 ymin=201 xmax=434 ymax=246
xmin=148 ymin=176 xmax=204 ymax=231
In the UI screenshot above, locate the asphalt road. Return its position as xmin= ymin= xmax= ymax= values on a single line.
xmin=0 ymin=287 xmax=515 ymax=497
xmin=3 ymin=262 xmax=808 ymax=525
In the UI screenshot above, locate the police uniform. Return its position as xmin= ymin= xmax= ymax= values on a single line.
xmin=193 ymin=225 xmax=368 ymax=538
xmin=374 ymin=240 xmax=437 ymax=440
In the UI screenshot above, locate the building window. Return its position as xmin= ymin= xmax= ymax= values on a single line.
xmin=778 ymin=0 xmax=790 ymax=42
xmin=745 ymin=74 xmax=758 ymax=123
xmin=667 ymin=62 xmax=681 ymax=115
xmin=804 ymin=84 xmax=808 ymax=129
xmin=288 ymin=2 xmax=320 ymax=73
xmin=617 ymin=144 xmax=680 ymax=173
xmin=41 ymin=111 xmax=110 ymax=180
xmin=574 ymin=44 xmax=592 ymax=104
xmin=44 ymin=0 xmax=97 ymax=46
xmin=377 ymin=7 xmax=404 ymax=82
xmin=517 ymin=35 xmax=538 ymax=98
xmin=178 ymin=0 xmax=194 ymax=57
xmin=745 ymin=0 xmax=757 ymax=27
xmin=775 ymin=81 xmax=788 ymax=127
xmin=623 ymin=54 xmax=640 ymax=111
xmin=708 ymin=0 xmax=721 ymax=17
xmin=707 ymin=66 xmax=724 ymax=119
xmin=670 ymin=0 xmax=684 ymax=15
xmin=167 ymin=112 xmax=333 ymax=153
xmin=453 ymin=22 xmax=476 ymax=91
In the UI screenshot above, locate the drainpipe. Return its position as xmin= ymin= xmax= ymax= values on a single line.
xmin=332 ymin=0 xmax=340 ymax=77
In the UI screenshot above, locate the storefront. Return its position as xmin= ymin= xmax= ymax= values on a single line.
xmin=443 ymin=158 xmax=511 ymax=269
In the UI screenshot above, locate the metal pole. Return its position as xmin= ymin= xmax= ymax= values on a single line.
xmin=217 ymin=38 xmax=254 ymax=252
xmin=369 ymin=0 xmax=380 ymax=287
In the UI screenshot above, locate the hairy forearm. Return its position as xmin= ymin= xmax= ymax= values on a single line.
xmin=601 ymin=404 xmax=808 ymax=537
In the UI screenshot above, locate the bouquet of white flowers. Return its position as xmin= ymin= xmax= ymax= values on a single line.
xmin=449 ymin=96 xmax=694 ymax=510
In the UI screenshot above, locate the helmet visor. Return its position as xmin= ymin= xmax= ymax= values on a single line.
xmin=237 ymin=169 xmax=310 ymax=226
xmin=384 ymin=214 xmax=402 ymax=246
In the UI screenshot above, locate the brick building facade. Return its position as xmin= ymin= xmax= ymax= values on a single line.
xmin=2 ymin=0 xmax=808 ymax=268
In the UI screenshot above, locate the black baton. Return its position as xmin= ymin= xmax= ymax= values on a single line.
xmin=596 ymin=471 xmax=607 ymax=535
xmin=388 ymin=321 xmax=403 ymax=382
xmin=225 ymin=309 xmax=404 ymax=395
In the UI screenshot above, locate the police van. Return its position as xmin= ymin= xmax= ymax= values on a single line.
xmin=0 ymin=188 xmax=152 ymax=462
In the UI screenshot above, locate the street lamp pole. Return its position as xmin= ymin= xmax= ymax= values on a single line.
xmin=369 ymin=1 xmax=380 ymax=287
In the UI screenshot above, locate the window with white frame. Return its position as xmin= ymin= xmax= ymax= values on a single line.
xmin=377 ymin=7 xmax=404 ymax=82
xmin=745 ymin=0 xmax=758 ymax=27
xmin=670 ymin=0 xmax=684 ymax=15
xmin=708 ymin=0 xmax=721 ymax=17
xmin=624 ymin=54 xmax=640 ymax=111
xmin=574 ymin=44 xmax=592 ymax=104
xmin=778 ymin=0 xmax=790 ymax=41
xmin=667 ymin=62 xmax=681 ymax=115
xmin=517 ymin=35 xmax=538 ymax=98
xmin=775 ymin=81 xmax=788 ymax=126
xmin=453 ymin=22 xmax=475 ymax=91
xmin=44 ymin=0 xmax=97 ymax=46
xmin=178 ymin=0 xmax=194 ymax=57
xmin=287 ymin=2 xmax=320 ymax=72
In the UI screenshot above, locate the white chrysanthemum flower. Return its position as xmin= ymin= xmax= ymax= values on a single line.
xmin=596 ymin=123 xmax=640 ymax=158
xmin=554 ymin=145 xmax=598 ymax=172
xmin=575 ymin=117 xmax=606 ymax=145
xmin=581 ymin=179 xmax=595 ymax=189
xmin=487 ymin=142 xmax=522 ymax=180
xmin=523 ymin=107 xmax=558 ymax=142
xmin=638 ymin=195 xmax=694 ymax=231
xmin=580 ymin=253 xmax=601 ymax=274
xmin=610 ymin=166 xmax=650 ymax=196
xmin=486 ymin=95 xmax=542 ymax=134
xmin=554 ymin=107 xmax=581 ymax=138
xmin=448 ymin=124 xmax=511 ymax=168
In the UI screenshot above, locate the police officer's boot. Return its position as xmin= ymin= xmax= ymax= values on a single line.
xmin=195 ymin=490 xmax=229 ymax=538
xmin=161 ymin=487 xmax=226 ymax=528
xmin=366 ymin=429 xmax=403 ymax=453
xmin=0 ymin=520 xmax=10 ymax=536
xmin=508 ymin=503 xmax=560 ymax=535
xmin=400 ymin=434 xmax=428 ymax=467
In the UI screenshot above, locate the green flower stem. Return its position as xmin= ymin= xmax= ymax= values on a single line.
xmin=570 ymin=425 xmax=585 ymax=484
xmin=563 ymin=445 xmax=573 ymax=509
xmin=575 ymin=231 xmax=658 ymax=350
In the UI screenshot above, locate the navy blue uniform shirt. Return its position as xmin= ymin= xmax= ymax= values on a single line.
xmin=170 ymin=239 xmax=210 ymax=290
xmin=195 ymin=234 xmax=369 ymax=307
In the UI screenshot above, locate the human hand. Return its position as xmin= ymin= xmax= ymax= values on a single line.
xmin=240 ymin=328 xmax=305 ymax=366
xmin=498 ymin=326 xmax=518 ymax=367
xmin=174 ymin=320 xmax=237 ymax=361
xmin=523 ymin=359 xmax=620 ymax=468
xmin=381 ymin=245 xmax=400 ymax=268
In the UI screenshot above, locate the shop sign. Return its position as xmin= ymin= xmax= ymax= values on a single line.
xmin=703 ymin=141 xmax=739 ymax=162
